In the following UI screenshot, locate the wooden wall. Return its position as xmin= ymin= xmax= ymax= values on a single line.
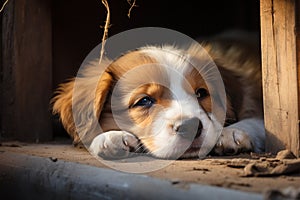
xmin=1 ymin=0 xmax=52 ymax=142
xmin=260 ymin=0 xmax=300 ymax=157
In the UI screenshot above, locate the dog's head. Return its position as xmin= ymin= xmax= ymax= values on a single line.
xmin=53 ymin=45 xmax=232 ymax=159
xmin=95 ymin=45 xmax=232 ymax=158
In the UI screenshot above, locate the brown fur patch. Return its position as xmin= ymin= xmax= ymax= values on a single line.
xmin=202 ymin=41 xmax=263 ymax=120
xmin=98 ymin=51 xmax=162 ymax=133
xmin=184 ymin=67 xmax=212 ymax=113
xmin=128 ymin=83 xmax=172 ymax=128
xmin=108 ymin=51 xmax=159 ymax=79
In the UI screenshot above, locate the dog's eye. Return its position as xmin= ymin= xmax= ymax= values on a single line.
xmin=133 ymin=96 xmax=156 ymax=108
xmin=196 ymin=88 xmax=209 ymax=99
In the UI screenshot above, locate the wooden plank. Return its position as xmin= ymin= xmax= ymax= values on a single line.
xmin=260 ymin=0 xmax=300 ymax=157
xmin=1 ymin=0 xmax=16 ymax=140
xmin=1 ymin=0 xmax=53 ymax=141
xmin=297 ymin=0 xmax=300 ymax=145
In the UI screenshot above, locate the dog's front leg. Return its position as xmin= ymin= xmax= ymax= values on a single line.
xmin=89 ymin=131 xmax=140 ymax=159
xmin=212 ymin=118 xmax=265 ymax=155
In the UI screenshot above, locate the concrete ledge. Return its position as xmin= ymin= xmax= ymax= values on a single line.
xmin=0 ymin=152 xmax=262 ymax=200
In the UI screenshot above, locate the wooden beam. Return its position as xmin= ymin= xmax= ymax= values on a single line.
xmin=260 ymin=0 xmax=300 ymax=157
xmin=1 ymin=0 xmax=53 ymax=142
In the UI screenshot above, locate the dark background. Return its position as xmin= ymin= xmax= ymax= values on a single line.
xmin=53 ymin=0 xmax=259 ymax=90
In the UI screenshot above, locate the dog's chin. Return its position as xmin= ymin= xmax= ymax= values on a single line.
xmin=181 ymin=148 xmax=200 ymax=159
xmin=180 ymin=137 xmax=203 ymax=159
xmin=144 ymin=136 xmax=203 ymax=160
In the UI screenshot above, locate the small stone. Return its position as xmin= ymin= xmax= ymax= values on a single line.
xmin=276 ymin=150 xmax=296 ymax=160
xmin=49 ymin=157 xmax=58 ymax=162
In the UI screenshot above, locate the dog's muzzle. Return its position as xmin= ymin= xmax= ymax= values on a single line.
xmin=174 ymin=117 xmax=202 ymax=141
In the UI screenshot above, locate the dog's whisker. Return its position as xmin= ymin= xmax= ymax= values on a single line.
xmin=133 ymin=144 xmax=145 ymax=153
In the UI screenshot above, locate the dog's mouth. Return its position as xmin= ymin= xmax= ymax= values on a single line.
xmin=183 ymin=137 xmax=202 ymax=154
xmin=138 ymin=118 xmax=206 ymax=159
xmin=182 ymin=123 xmax=203 ymax=156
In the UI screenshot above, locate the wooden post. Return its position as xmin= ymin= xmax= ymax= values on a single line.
xmin=1 ymin=0 xmax=53 ymax=142
xmin=260 ymin=0 xmax=300 ymax=157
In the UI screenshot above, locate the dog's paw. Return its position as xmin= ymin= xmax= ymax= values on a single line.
xmin=89 ymin=131 xmax=140 ymax=159
xmin=212 ymin=127 xmax=253 ymax=156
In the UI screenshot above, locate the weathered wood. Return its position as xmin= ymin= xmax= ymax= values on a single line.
xmin=1 ymin=0 xmax=52 ymax=141
xmin=260 ymin=0 xmax=300 ymax=157
xmin=297 ymin=0 xmax=300 ymax=144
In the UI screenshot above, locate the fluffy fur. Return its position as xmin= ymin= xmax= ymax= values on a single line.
xmin=52 ymin=37 xmax=265 ymax=159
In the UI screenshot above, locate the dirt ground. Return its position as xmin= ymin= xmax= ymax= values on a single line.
xmin=1 ymin=139 xmax=300 ymax=197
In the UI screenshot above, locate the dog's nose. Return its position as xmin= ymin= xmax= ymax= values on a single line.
xmin=174 ymin=117 xmax=202 ymax=140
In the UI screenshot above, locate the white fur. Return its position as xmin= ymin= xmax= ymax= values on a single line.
xmin=137 ymin=48 xmax=217 ymax=158
xmin=90 ymin=131 xmax=139 ymax=158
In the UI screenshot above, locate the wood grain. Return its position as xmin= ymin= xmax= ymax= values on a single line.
xmin=260 ymin=0 xmax=300 ymax=156
xmin=1 ymin=0 xmax=53 ymax=141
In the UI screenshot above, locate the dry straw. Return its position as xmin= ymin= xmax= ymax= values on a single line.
xmin=99 ymin=0 xmax=111 ymax=64
xmin=0 ymin=0 xmax=9 ymax=13
xmin=99 ymin=0 xmax=137 ymax=64
xmin=127 ymin=0 xmax=137 ymax=18
xmin=0 ymin=0 xmax=137 ymax=64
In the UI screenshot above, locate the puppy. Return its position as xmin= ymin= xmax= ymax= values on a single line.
xmin=51 ymin=37 xmax=265 ymax=159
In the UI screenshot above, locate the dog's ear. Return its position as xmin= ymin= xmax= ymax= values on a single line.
xmin=94 ymin=70 xmax=114 ymax=119
xmin=51 ymin=79 xmax=79 ymax=143
xmin=51 ymin=61 xmax=114 ymax=145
